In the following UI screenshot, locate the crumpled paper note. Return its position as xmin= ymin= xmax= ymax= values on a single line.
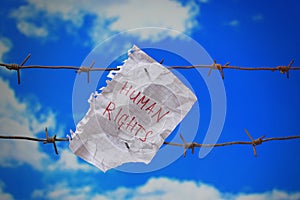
xmin=69 ymin=45 xmax=197 ymax=172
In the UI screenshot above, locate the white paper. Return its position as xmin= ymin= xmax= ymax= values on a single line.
xmin=69 ymin=45 xmax=197 ymax=172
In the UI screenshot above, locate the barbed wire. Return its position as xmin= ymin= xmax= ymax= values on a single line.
xmin=1 ymin=54 xmax=300 ymax=158
xmin=165 ymin=129 xmax=300 ymax=157
xmin=0 ymin=128 xmax=299 ymax=157
xmin=1 ymin=54 xmax=300 ymax=84
xmin=0 ymin=128 xmax=69 ymax=155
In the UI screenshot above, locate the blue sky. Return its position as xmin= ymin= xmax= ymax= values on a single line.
xmin=0 ymin=0 xmax=300 ymax=199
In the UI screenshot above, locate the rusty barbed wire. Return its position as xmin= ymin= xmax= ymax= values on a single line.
xmin=1 ymin=54 xmax=300 ymax=84
xmin=1 ymin=55 xmax=300 ymax=157
xmin=0 ymin=128 xmax=69 ymax=155
xmin=0 ymin=128 xmax=299 ymax=156
xmin=165 ymin=129 xmax=300 ymax=157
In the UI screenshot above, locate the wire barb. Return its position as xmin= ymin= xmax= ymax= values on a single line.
xmin=180 ymin=134 xmax=188 ymax=157
xmin=244 ymin=129 xmax=265 ymax=156
xmin=159 ymin=58 xmax=164 ymax=64
xmin=3 ymin=54 xmax=31 ymax=85
xmin=76 ymin=61 xmax=95 ymax=83
xmin=43 ymin=127 xmax=59 ymax=155
xmin=179 ymin=134 xmax=196 ymax=157
xmin=276 ymin=59 xmax=295 ymax=78
xmin=207 ymin=60 xmax=228 ymax=79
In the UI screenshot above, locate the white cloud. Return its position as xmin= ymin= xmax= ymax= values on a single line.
xmin=10 ymin=0 xmax=200 ymax=45
xmin=0 ymin=181 xmax=14 ymax=200
xmin=0 ymin=37 xmax=14 ymax=76
xmin=0 ymin=78 xmax=54 ymax=170
xmin=235 ymin=190 xmax=300 ymax=200
xmin=32 ymin=181 xmax=91 ymax=200
xmin=30 ymin=177 xmax=300 ymax=200
xmin=48 ymin=149 xmax=96 ymax=172
xmin=103 ymin=0 xmax=198 ymax=40
xmin=0 ymin=37 xmax=12 ymax=63
xmin=252 ymin=14 xmax=264 ymax=22
xmin=227 ymin=19 xmax=240 ymax=27
xmin=198 ymin=0 xmax=210 ymax=3
xmin=0 ymin=78 xmax=95 ymax=172
xmin=130 ymin=177 xmax=222 ymax=200
xmin=16 ymin=21 xmax=48 ymax=37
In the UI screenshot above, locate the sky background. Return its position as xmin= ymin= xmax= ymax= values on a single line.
xmin=0 ymin=0 xmax=300 ymax=199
